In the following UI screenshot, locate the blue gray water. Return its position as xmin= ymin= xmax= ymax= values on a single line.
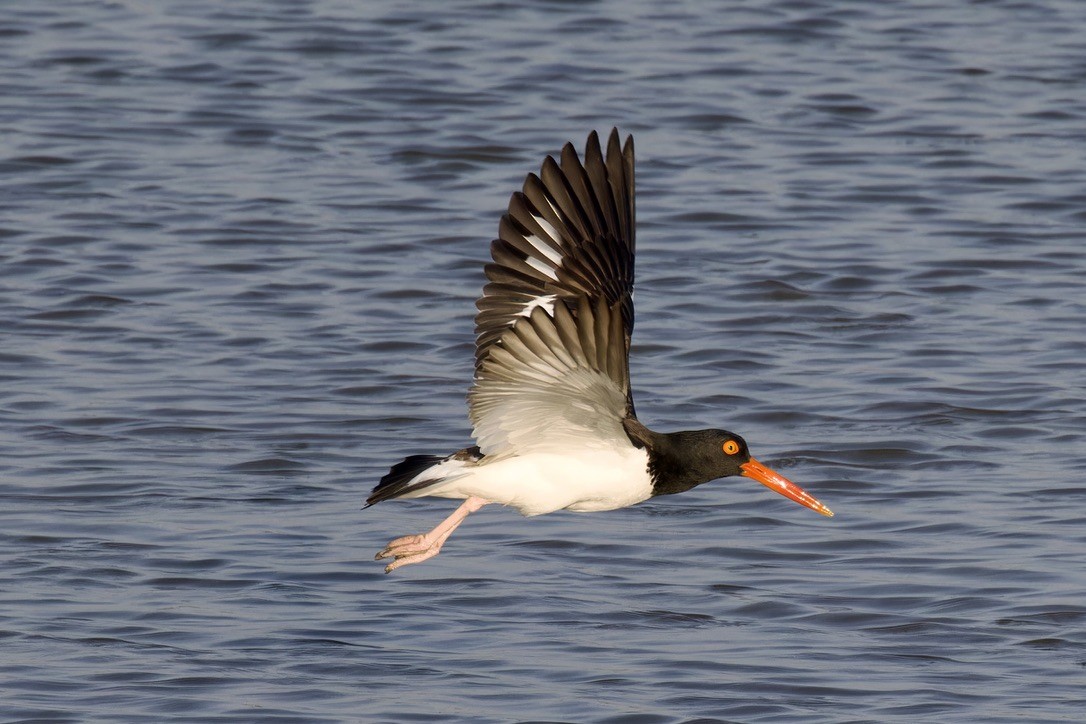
xmin=2 ymin=1 xmax=1086 ymax=721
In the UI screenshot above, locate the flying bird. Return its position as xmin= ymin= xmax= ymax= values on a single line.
xmin=368 ymin=130 xmax=833 ymax=573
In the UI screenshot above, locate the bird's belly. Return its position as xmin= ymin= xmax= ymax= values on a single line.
xmin=430 ymin=448 xmax=652 ymax=516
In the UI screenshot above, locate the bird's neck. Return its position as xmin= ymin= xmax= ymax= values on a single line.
xmin=622 ymin=418 xmax=713 ymax=496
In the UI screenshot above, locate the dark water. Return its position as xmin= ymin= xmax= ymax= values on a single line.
xmin=2 ymin=1 xmax=1086 ymax=721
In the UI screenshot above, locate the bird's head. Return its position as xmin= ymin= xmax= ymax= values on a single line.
xmin=699 ymin=429 xmax=833 ymax=517
xmin=635 ymin=425 xmax=833 ymax=517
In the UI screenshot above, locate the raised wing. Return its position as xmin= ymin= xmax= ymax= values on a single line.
xmin=469 ymin=130 xmax=637 ymax=457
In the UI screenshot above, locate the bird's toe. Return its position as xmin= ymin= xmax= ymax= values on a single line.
xmin=383 ymin=545 xmax=443 ymax=573
xmin=375 ymin=533 xmax=433 ymax=562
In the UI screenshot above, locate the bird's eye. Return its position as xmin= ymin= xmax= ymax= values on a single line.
xmin=722 ymin=440 xmax=740 ymax=455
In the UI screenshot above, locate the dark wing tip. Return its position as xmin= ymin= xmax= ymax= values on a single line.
xmin=474 ymin=130 xmax=637 ymax=370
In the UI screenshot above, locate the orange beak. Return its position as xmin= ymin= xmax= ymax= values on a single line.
xmin=741 ymin=458 xmax=834 ymax=517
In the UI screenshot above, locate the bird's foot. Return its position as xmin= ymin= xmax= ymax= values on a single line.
xmin=373 ymin=496 xmax=489 ymax=574
xmin=374 ymin=533 xmax=444 ymax=574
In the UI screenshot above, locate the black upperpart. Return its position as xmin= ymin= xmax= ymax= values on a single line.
xmin=623 ymin=418 xmax=752 ymax=497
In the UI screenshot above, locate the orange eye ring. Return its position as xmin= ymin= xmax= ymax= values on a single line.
xmin=723 ymin=440 xmax=740 ymax=455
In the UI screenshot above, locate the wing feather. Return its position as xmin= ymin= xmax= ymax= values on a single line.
xmin=470 ymin=300 xmax=630 ymax=455
xmin=607 ymin=129 xmax=635 ymax=248
xmin=560 ymin=142 xmax=607 ymax=239
xmin=470 ymin=130 xmax=637 ymax=456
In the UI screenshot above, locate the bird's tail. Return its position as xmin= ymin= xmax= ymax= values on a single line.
xmin=365 ymin=446 xmax=482 ymax=507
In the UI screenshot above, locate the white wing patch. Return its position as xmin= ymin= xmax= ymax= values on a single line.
xmin=525 ymin=232 xmax=563 ymax=264
xmin=531 ymin=214 xmax=562 ymax=245
xmin=525 ymin=254 xmax=559 ymax=280
xmin=515 ymin=216 xmax=563 ymax=315
xmin=517 ymin=293 xmax=556 ymax=318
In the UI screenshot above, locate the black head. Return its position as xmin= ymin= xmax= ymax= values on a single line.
xmin=644 ymin=428 xmax=751 ymax=495
xmin=625 ymin=420 xmax=832 ymax=516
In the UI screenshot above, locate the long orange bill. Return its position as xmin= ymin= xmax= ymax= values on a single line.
xmin=741 ymin=458 xmax=834 ymax=517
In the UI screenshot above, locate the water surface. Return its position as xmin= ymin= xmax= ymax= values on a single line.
xmin=2 ymin=1 xmax=1085 ymax=721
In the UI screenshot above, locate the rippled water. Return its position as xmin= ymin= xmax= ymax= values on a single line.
xmin=3 ymin=0 xmax=1086 ymax=721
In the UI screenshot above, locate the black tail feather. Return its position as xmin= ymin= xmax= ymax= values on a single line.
xmin=365 ymin=454 xmax=445 ymax=507
xmin=366 ymin=446 xmax=483 ymax=508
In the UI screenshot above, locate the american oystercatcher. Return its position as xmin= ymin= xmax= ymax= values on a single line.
xmin=369 ymin=130 xmax=833 ymax=573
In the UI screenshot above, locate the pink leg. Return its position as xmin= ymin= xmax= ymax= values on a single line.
xmin=375 ymin=496 xmax=489 ymax=573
